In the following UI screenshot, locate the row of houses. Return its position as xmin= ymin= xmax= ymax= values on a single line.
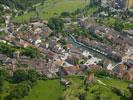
xmin=77 ymin=18 xmax=129 ymax=57
xmin=1 ymin=17 xmax=132 ymax=80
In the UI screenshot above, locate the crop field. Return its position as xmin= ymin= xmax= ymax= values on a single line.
xmin=13 ymin=0 xmax=90 ymax=23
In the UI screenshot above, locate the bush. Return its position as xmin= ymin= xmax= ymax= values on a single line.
xmin=5 ymin=81 xmax=31 ymax=100
xmin=21 ymin=46 xmax=41 ymax=58
xmin=111 ymin=87 xmax=123 ymax=96
xmin=61 ymin=12 xmax=70 ymax=17
xmin=79 ymin=93 xmax=86 ymax=100
xmin=12 ymin=70 xmax=38 ymax=83
xmin=0 ymin=68 xmax=8 ymax=93
xmin=0 ymin=42 xmax=16 ymax=57
xmin=123 ymin=90 xmax=132 ymax=98
xmin=48 ymin=17 xmax=64 ymax=32
xmin=27 ymin=70 xmax=38 ymax=83
xmin=12 ymin=70 xmax=28 ymax=83
xmin=88 ymin=68 xmax=113 ymax=78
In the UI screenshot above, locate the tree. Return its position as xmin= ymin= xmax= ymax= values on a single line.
xmin=0 ymin=76 xmax=4 ymax=93
xmin=90 ymin=0 xmax=101 ymax=7
xmin=114 ymin=20 xmax=124 ymax=31
xmin=111 ymin=87 xmax=123 ymax=96
xmin=48 ymin=17 xmax=64 ymax=32
xmin=128 ymin=88 xmax=133 ymax=99
xmin=12 ymin=69 xmax=38 ymax=83
xmin=27 ymin=70 xmax=38 ymax=83
xmin=6 ymin=82 xmax=30 ymax=100
xmin=12 ymin=70 xmax=28 ymax=83
xmin=0 ymin=68 xmax=8 ymax=93
xmin=21 ymin=46 xmax=40 ymax=58
xmin=61 ymin=12 xmax=70 ymax=17
xmin=0 ymin=42 xmax=16 ymax=57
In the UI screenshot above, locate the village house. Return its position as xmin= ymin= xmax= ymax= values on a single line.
xmin=3 ymin=57 xmax=17 ymax=66
xmin=5 ymin=15 xmax=14 ymax=34
xmin=118 ymin=69 xmax=133 ymax=80
xmin=125 ymin=59 xmax=133 ymax=68
xmin=34 ymin=27 xmax=43 ymax=35
xmin=18 ymin=56 xmax=31 ymax=65
xmin=31 ymin=59 xmax=60 ymax=78
xmin=18 ymin=39 xmax=31 ymax=48
xmin=62 ymin=65 xmax=83 ymax=75
xmin=48 ymin=63 xmax=60 ymax=77
xmin=30 ymin=21 xmax=44 ymax=29
xmin=113 ymin=63 xmax=133 ymax=80
xmin=48 ymin=40 xmax=57 ymax=50
xmin=102 ymin=59 xmax=112 ymax=69
xmin=127 ymin=68 xmax=133 ymax=80
xmin=32 ymin=59 xmax=50 ymax=75
xmin=46 ymin=50 xmax=58 ymax=60
xmin=115 ymin=64 xmax=127 ymax=78
xmin=66 ymin=44 xmax=73 ymax=50
xmin=128 ymin=17 xmax=133 ymax=23
xmin=53 ymin=60 xmax=65 ymax=67
xmin=13 ymin=51 xmax=20 ymax=60
xmin=31 ymin=59 xmax=61 ymax=78
xmin=65 ymin=56 xmax=77 ymax=65
xmin=42 ymin=26 xmax=52 ymax=37
xmin=0 ymin=53 xmax=7 ymax=62
xmin=69 ymin=47 xmax=83 ymax=55
xmin=87 ymin=64 xmax=102 ymax=70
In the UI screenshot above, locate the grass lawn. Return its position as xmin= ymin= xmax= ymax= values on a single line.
xmin=0 ymin=81 xmax=16 ymax=100
xmin=23 ymin=80 xmax=64 ymax=100
xmin=61 ymin=76 xmax=130 ymax=100
xmin=62 ymin=76 xmax=85 ymax=100
xmin=13 ymin=0 xmax=90 ymax=23
xmin=86 ymin=77 xmax=129 ymax=100
xmin=0 ymin=76 xmax=130 ymax=100
xmin=97 ymin=77 xmax=129 ymax=90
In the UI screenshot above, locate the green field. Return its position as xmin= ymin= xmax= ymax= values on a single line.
xmin=0 ymin=77 xmax=130 ymax=100
xmin=1 ymin=81 xmax=16 ymax=100
xmin=13 ymin=0 xmax=90 ymax=23
xmin=23 ymin=77 xmax=130 ymax=100
xmin=86 ymin=77 xmax=130 ymax=100
xmin=62 ymin=76 xmax=130 ymax=100
xmin=62 ymin=76 xmax=85 ymax=100
xmin=23 ymin=80 xmax=64 ymax=100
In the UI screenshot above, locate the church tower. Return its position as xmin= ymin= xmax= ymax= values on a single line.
xmin=128 ymin=0 xmax=133 ymax=9
xmin=123 ymin=0 xmax=133 ymax=9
